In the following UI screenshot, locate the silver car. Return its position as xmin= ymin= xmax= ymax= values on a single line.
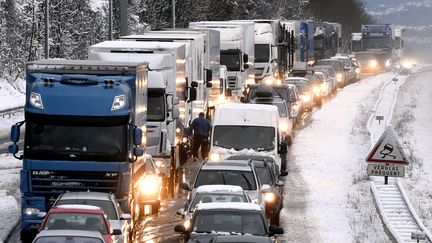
xmin=32 ymin=230 xmax=105 ymax=243
xmin=53 ymin=192 xmax=131 ymax=243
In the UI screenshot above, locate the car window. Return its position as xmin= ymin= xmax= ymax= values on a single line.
xmin=34 ymin=236 xmax=104 ymax=243
xmin=255 ymin=167 xmax=274 ymax=186
xmin=195 ymin=170 xmax=257 ymax=190
xmin=193 ymin=211 xmax=266 ymax=236
xmin=44 ymin=213 xmax=108 ymax=235
xmin=190 ymin=193 xmax=248 ymax=212
xmin=55 ymin=200 xmax=117 ymax=220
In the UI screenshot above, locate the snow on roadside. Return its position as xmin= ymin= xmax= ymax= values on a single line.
xmin=0 ymin=153 xmax=21 ymax=241
xmin=281 ymin=73 xmax=395 ymax=242
xmin=392 ymin=68 xmax=432 ymax=233
xmin=0 ymin=79 xmax=25 ymax=111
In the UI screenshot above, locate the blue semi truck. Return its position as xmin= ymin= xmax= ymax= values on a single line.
xmin=8 ymin=59 xmax=148 ymax=241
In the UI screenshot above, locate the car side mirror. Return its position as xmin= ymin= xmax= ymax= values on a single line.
xmin=243 ymin=53 xmax=249 ymax=63
xmin=191 ymin=81 xmax=198 ymax=88
xmin=171 ymin=106 xmax=180 ymax=120
xmin=276 ymin=180 xmax=285 ymax=187
xmin=269 ymin=225 xmax=284 ymax=236
xmin=10 ymin=124 xmax=20 ymax=143
xmin=174 ymin=224 xmax=187 ymax=234
xmin=112 ymin=228 xmax=122 ymax=235
xmin=181 ymin=182 xmax=191 ymax=191
xmin=280 ymin=170 xmax=288 ymax=177
xmin=121 ymin=213 xmax=131 ymax=220
xmin=133 ymin=128 xmax=143 ymax=145
xmin=37 ymin=212 xmax=47 ymax=218
xmin=176 ymin=208 xmax=185 ymax=216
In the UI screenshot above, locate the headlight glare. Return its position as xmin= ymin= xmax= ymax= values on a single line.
xmin=139 ymin=175 xmax=160 ymax=195
xmin=264 ymin=192 xmax=275 ymax=203
xmin=209 ymin=152 xmax=220 ymax=161
xmin=24 ymin=208 xmax=40 ymax=216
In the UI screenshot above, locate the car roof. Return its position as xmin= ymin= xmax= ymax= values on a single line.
xmin=59 ymin=191 xmax=113 ymax=201
xmin=35 ymin=229 xmax=104 ymax=239
xmin=196 ymin=185 xmax=244 ymax=193
xmin=285 ymin=77 xmax=307 ymax=81
xmin=212 ymin=235 xmax=272 ymax=243
xmin=196 ymin=202 xmax=262 ymax=211
xmin=201 ymin=160 xmax=253 ymax=171
xmin=51 ymin=204 xmax=104 ymax=213
xmin=227 ymin=154 xmax=275 ymax=162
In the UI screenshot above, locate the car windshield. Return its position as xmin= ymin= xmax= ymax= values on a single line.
xmin=255 ymin=44 xmax=270 ymax=63
xmin=221 ymin=51 xmax=241 ymax=71
xmin=55 ymin=200 xmax=117 ymax=220
xmin=148 ymin=95 xmax=165 ymax=122
xmin=316 ymin=60 xmax=342 ymax=71
xmin=24 ymin=114 xmax=128 ymax=161
xmin=44 ymin=213 xmax=108 ymax=235
xmin=287 ymin=82 xmax=307 ymax=93
xmin=255 ymin=167 xmax=274 ymax=186
xmin=192 ymin=211 xmax=266 ymax=236
xmin=34 ymin=236 xmax=104 ymax=243
xmin=190 ymin=193 xmax=248 ymax=212
xmin=213 ymin=126 xmax=275 ymax=151
xmin=195 ymin=170 xmax=257 ymax=190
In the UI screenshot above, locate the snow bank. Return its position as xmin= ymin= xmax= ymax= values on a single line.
xmin=281 ymin=73 xmax=394 ymax=242
xmin=0 ymin=78 xmax=25 ymax=110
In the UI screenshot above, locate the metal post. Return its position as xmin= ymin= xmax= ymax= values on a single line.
xmin=172 ymin=0 xmax=176 ymax=28
xmin=44 ymin=0 xmax=49 ymax=59
xmin=108 ymin=0 xmax=113 ymax=40
xmin=119 ymin=0 xmax=127 ymax=36
xmin=384 ymin=176 xmax=388 ymax=185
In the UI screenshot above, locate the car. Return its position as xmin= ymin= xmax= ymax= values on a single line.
xmin=315 ymin=59 xmax=347 ymax=87
xmin=285 ymin=77 xmax=314 ymax=111
xmin=32 ymin=230 xmax=105 ymax=243
xmin=312 ymin=65 xmax=337 ymax=93
xmin=250 ymin=96 xmax=294 ymax=145
xmin=176 ymin=185 xmax=251 ymax=228
xmin=181 ymin=160 xmax=263 ymax=206
xmin=53 ymin=192 xmax=131 ymax=243
xmin=351 ymin=58 xmax=361 ymax=81
xmin=313 ymin=70 xmax=332 ymax=97
xmin=286 ymin=83 xmax=303 ymax=120
xmin=38 ymin=204 xmax=120 ymax=243
xmin=130 ymin=154 xmax=163 ymax=222
xmin=354 ymin=51 xmax=381 ymax=75
xmin=209 ymin=235 xmax=273 ymax=243
xmin=227 ymin=155 xmax=287 ymax=225
xmin=331 ymin=56 xmax=356 ymax=83
xmin=174 ymin=202 xmax=284 ymax=243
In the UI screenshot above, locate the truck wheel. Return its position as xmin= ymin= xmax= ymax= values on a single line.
xmin=270 ymin=212 xmax=280 ymax=226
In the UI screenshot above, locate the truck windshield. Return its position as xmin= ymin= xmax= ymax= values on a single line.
xmin=364 ymin=38 xmax=392 ymax=49
xmin=314 ymin=39 xmax=324 ymax=49
xmin=220 ymin=51 xmax=241 ymax=71
xmin=148 ymin=95 xmax=165 ymax=122
xmin=25 ymin=113 xmax=128 ymax=162
xmin=213 ymin=126 xmax=275 ymax=151
xmin=254 ymin=44 xmax=270 ymax=63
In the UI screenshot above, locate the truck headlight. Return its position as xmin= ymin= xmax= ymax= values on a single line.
xmin=111 ymin=95 xmax=126 ymax=111
xmin=209 ymin=152 xmax=220 ymax=161
xmin=264 ymin=192 xmax=275 ymax=203
xmin=369 ymin=60 xmax=378 ymax=69
xmin=30 ymin=92 xmax=44 ymax=109
xmin=138 ymin=176 xmax=160 ymax=195
xmin=24 ymin=208 xmax=40 ymax=216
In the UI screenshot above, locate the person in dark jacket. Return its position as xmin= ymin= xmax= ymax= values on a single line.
xmin=190 ymin=112 xmax=211 ymax=161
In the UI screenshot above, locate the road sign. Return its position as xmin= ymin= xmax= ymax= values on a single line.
xmin=367 ymin=163 xmax=405 ymax=177
xmin=366 ymin=126 xmax=408 ymax=164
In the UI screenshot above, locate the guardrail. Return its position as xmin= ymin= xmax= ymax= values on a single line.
xmin=0 ymin=106 xmax=24 ymax=118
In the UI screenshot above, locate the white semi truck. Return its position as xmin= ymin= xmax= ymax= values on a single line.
xmin=190 ymin=21 xmax=255 ymax=98
xmin=88 ymin=41 xmax=190 ymax=196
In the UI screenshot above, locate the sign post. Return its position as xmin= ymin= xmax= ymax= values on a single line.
xmin=366 ymin=126 xmax=408 ymax=184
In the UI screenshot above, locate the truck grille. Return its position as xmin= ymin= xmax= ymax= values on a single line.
xmin=31 ymin=170 xmax=119 ymax=193
xmin=227 ymin=76 xmax=237 ymax=89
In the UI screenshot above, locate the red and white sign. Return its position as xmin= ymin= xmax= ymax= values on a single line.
xmin=366 ymin=126 xmax=408 ymax=164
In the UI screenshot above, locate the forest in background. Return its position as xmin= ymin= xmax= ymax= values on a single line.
xmin=0 ymin=0 xmax=373 ymax=83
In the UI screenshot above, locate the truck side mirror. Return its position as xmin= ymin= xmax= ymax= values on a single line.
xmin=189 ymin=87 xmax=197 ymax=102
xmin=172 ymin=97 xmax=179 ymax=105
xmin=206 ymin=82 xmax=213 ymax=88
xmin=205 ymin=69 xmax=212 ymax=82
xmin=244 ymin=64 xmax=249 ymax=69
xmin=171 ymin=106 xmax=179 ymax=120
xmin=243 ymin=53 xmax=249 ymax=63
xmin=133 ymin=147 xmax=144 ymax=157
xmin=191 ymin=81 xmax=198 ymax=88
xmin=8 ymin=144 xmax=19 ymax=154
xmin=133 ymin=128 xmax=143 ymax=145
xmin=10 ymin=124 xmax=20 ymax=143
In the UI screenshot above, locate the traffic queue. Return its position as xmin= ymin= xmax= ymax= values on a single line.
xmin=8 ymin=18 xmax=377 ymax=243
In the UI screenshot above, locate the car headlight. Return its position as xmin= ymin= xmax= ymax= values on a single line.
xmin=302 ymin=94 xmax=311 ymax=102
xmin=355 ymin=68 xmax=360 ymax=74
xmin=138 ymin=175 xmax=160 ymax=195
xmin=111 ymin=95 xmax=126 ymax=111
xmin=182 ymin=137 xmax=188 ymax=143
xmin=336 ymin=73 xmax=343 ymax=82
xmin=313 ymin=86 xmax=320 ymax=94
xmin=30 ymin=92 xmax=44 ymax=109
xmin=155 ymin=160 xmax=164 ymax=168
xmin=264 ymin=192 xmax=275 ymax=203
xmin=209 ymin=152 xmax=220 ymax=161
xmin=183 ymin=220 xmax=191 ymax=229
xmin=24 ymin=208 xmax=40 ymax=216
xmin=369 ymin=60 xmax=378 ymax=69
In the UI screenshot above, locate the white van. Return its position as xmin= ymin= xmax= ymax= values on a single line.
xmin=209 ymin=103 xmax=288 ymax=172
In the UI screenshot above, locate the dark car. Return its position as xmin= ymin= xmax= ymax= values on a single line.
xmin=315 ymin=59 xmax=347 ymax=87
xmin=174 ymin=202 xmax=283 ymax=243
xmin=227 ymin=155 xmax=287 ymax=225
xmin=210 ymin=235 xmax=273 ymax=243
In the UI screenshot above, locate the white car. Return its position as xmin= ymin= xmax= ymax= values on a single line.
xmin=53 ymin=192 xmax=131 ymax=243
xmin=33 ymin=230 xmax=105 ymax=243
xmin=314 ymin=70 xmax=333 ymax=97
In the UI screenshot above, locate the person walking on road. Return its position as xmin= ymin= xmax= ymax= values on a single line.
xmin=191 ymin=112 xmax=211 ymax=161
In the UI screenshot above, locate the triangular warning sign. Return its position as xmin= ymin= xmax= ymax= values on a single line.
xmin=366 ymin=126 xmax=408 ymax=164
